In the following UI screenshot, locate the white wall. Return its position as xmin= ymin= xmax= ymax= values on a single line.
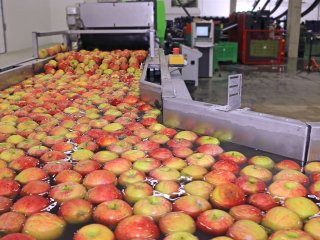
xmin=3 ymin=0 xmax=51 ymax=52
xmin=49 ymin=0 xmax=84 ymax=31
xmin=200 ymin=0 xmax=230 ymax=17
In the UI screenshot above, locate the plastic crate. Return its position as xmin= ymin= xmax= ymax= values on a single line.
xmin=249 ymin=40 xmax=279 ymax=58
xmin=304 ymin=39 xmax=320 ymax=59
xmin=213 ymin=42 xmax=238 ymax=71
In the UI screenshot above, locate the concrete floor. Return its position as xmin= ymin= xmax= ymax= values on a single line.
xmin=189 ymin=59 xmax=320 ymax=122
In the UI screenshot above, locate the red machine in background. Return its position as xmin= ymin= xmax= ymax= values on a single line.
xmin=228 ymin=12 xmax=285 ymax=65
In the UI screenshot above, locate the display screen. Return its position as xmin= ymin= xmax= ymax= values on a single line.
xmin=196 ymin=26 xmax=209 ymax=37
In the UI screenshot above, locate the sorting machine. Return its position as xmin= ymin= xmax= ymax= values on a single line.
xmin=0 ymin=0 xmax=320 ymax=166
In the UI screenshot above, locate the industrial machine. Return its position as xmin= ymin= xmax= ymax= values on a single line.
xmin=188 ymin=20 xmax=214 ymax=77
xmin=1 ymin=0 xmax=320 ymax=167
xmin=228 ymin=11 xmax=285 ymax=65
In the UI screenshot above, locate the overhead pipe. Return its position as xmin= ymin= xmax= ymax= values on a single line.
xmin=274 ymin=0 xmax=320 ymax=20
xmin=301 ymin=0 xmax=320 ymax=18
xmin=261 ymin=0 xmax=271 ymax=11
xmin=270 ymin=0 xmax=283 ymax=15
xmin=252 ymin=0 xmax=261 ymax=11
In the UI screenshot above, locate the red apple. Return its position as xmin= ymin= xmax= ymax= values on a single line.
xmin=227 ymin=220 xmax=267 ymax=240
xmin=184 ymin=180 xmax=213 ymax=200
xmin=210 ymin=183 xmax=245 ymax=209
xmin=115 ymin=215 xmax=160 ymax=240
xmin=118 ymin=169 xmax=146 ymax=187
xmin=58 ymin=199 xmax=93 ymax=224
xmin=0 ymin=233 xmax=36 ymax=240
xmin=160 ymin=127 xmax=177 ymax=138
xmin=149 ymin=148 xmax=173 ymax=161
xmin=83 ymin=170 xmax=117 ymax=188
xmin=93 ymin=199 xmax=132 ymax=229
xmin=248 ymin=155 xmax=275 ymax=169
xmin=54 ymin=170 xmax=82 ymax=184
xmin=73 ymin=160 xmax=101 ymax=176
xmin=23 ymin=212 xmax=66 ymax=240
xmin=51 ymin=142 xmax=74 ymax=152
xmin=103 ymin=158 xmax=132 ymax=176
xmin=27 ymin=145 xmax=49 ymax=157
xmin=304 ymin=161 xmax=320 ymax=175
xmin=149 ymin=134 xmax=170 ymax=144
xmin=107 ymin=141 xmax=132 ymax=154
xmin=261 ymin=206 xmax=302 ymax=231
xmin=8 ymin=156 xmax=39 ymax=171
xmin=20 ymin=180 xmax=50 ymax=196
xmin=204 ymin=169 xmax=236 ymax=187
xmin=275 ymin=160 xmax=301 ymax=171
xmin=0 ymin=196 xmax=13 ymax=214
xmin=163 ymin=232 xmax=198 ymax=240
xmin=167 ymin=138 xmax=193 ymax=149
xmin=229 ymin=204 xmax=262 ymax=223
xmin=133 ymin=196 xmax=172 ymax=221
xmin=74 ymin=224 xmax=115 ymax=240
xmin=174 ymin=131 xmax=198 ymax=142
xmin=85 ymin=184 xmax=122 ymax=205
xmin=269 ymin=230 xmax=314 ymax=240
xmin=163 ymin=157 xmax=188 ymax=170
xmin=15 ymin=167 xmax=48 ymax=185
xmin=304 ymin=217 xmax=320 ymax=240
xmin=181 ymin=165 xmax=208 ymax=180
xmin=49 ymin=182 xmax=87 ymax=205
xmin=12 ymin=195 xmax=49 ymax=216
xmin=135 ymin=140 xmax=159 ymax=153
xmin=310 ymin=173 xmax=320 ymax=183
xmin=155 ymin=180 xmax=181 ymax=197
xmin=247 ymin=193 xmax=279 ymax=211
xmin=0 ymin=148 xmax=25 ymax=163
xmin=0 ymin=179 xmax=20 ymax=198
xmin=235 ymin=176 xmax=266 ymax=195
xmin=0 ymin=212 xmax=26 ymax=235
xmin=150 ymin=166 xmax=180 ymax=181
xmin=40 ymin=150 xmax=66 ymax=163
xmin=124 ymin=182 xmax=153 ymax=204
xmin=196 ymin=136 xmax=220 ymax=145
xmin=159 ymin=212 xmax=196 ymax=235
xmin=172 ymin=147 xmax=193 ymax=159
xmin=43 ymin=161 xmax=72 ymax=175
xmin=268 ymin=180 xmax=307 ymax=198
xmin=133 ymin=157 xmax=161 ymax=173
xmin=196 ymin=209 xmax=234 ymax=235
xmin=219 ymin=151 xmax=247 ymax=165
xmin=273 ymin=169 xmax=309 ymax=185
xmin=196 ymin=143 xmax=224 ymax=156
xmin=284 ymin=197 xmax=319 ymax=219
xmin=173 ymin=195 xmax=211 ymax=218
xmin=240 ymin=165 xmax=272 ymax=182
xmin=121 ymin=149 xmax=145 ymax=162
xmin=310 ymin=180 xmax=320 ymax=198
xmin=186 ymin=153 xmax=215 ymax=169
xmin=211 ymin=160 xmax=240 ymax=174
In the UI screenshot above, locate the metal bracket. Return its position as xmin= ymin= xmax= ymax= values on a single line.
xmin=216 ymin=74 xmax=242 ymax=112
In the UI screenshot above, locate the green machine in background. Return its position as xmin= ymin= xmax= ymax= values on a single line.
xmin=156 ymin=0 xmax=166 ymax=46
